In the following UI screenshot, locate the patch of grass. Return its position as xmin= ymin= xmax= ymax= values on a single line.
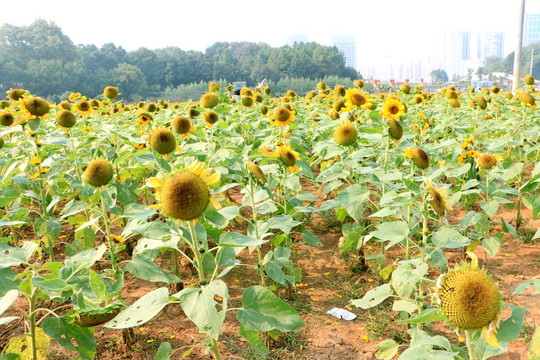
xmin=363 ymin=302 xmax=408 ymax=344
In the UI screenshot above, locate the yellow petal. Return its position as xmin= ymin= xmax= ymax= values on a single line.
xmin=146 ymin=177 xmax=164 ymax=188
xmin=466 ymin=252 xmax=479 ymax=270
xmin=404 ymin=149 xmax=412 ymax=159
xmin=31 ymin=157 xmax=42 ymax=165
xmin=149 ymin=204 xmax=161 ymax=209
xmin=204 ymin=172 xmax=220 ymax=186
xmin=30 ymin=172 xmax=39 ymax=180
xmin=176 ymin=145 xmax=182 ymax=153
xmin=483 ymin=326 xmax=501 ymax=349
xmin=189 ymin=161 xmax=203 ymax=175
xmin=199 ymin=168 xmax=210 ymax=179
xmin=210 ymin=197 xmax=221 ymax=210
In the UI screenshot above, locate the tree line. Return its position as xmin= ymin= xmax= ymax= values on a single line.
xmin=0 ymin=20 xmax=360 ymax=102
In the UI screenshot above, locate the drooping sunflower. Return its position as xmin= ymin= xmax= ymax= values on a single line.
xmin=381 ymin=98 xmax=405 ymax=120
xmin=276 ymin=144 xmax=300 ymax=173
xmin=149 ymin=128 xmax=176 ymax=155
xmin=203 ymin=110 xmax=219 ymax=127
xmin=404 ymin=146 xmax=429 ymax=169
xmin=7 ymin=89 xmax=28 ymax=101
xmin=84 ymin=159 xmax=114 ymax=187
xmin=20 ymin=97 xmax=50 ymax=118
xmin=103 ymin=86 xmax=119 ymax=100
xmin=172 ymin=116 xmax=194 ymax=137
xmin=260 ymin=146 xmax=276 ymax=157
xmin=272 ymin=106 xmax=294 ymax=127
xmin=387 ymin=118 xmax=403 ymax=141
xmin=201 ymin=93 xmax=219 ymax=109
xmin=147 ymin=161 xmax=220 ymax=220
xmin=437 ymin=252 xmax=501 ymax=347
xmin=477 ymin=153 xmax=500 ymax=169
xmin=0 ymin=111 xmax=14 ymax=126
xmin=247 ymin=162 xmax=266 ymax=184
xmin=426 ymin=179 xmax=452 ymax=216
xmin=56 ymin=109 xmax=77 ymax=128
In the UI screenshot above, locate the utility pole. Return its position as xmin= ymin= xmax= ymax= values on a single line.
xmin=512 ymin=0 xmax=526 ymax=92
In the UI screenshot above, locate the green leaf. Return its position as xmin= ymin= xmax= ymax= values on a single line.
xmin=61 ymin=200 xmax=88 ymax=219
xmin=237 ymin=285 xmax=304 ymax=332
xmin=371 ymin=222 xmax=409 ymax=250
xmin=64 ymin=244 xmax=107 ymax=270
xmin=176 ymin=280 xmax=228 ymax=339
xmin=154 ymin=341 xmax=173 ymax=360
xmin=482 ymin=236 xmax=501 ymax=257
xmin=432 ymin=226 xmax=470 ymax=249
xmin=513 ymin=279 xmax=540 ymax=295
xmin=282 ymin=175 xmax=300 ymax=191
xmin=402 ymin=308 xmax=446 ymax=324
xmin=501 ymin=219 xmax=518 ymax=240
xmin=0 ymin=289 xmax=18 ymax=317
xmin=122 ymin=255 xmax=182 ymax=284
xmin=523 ymin=195 xmax=540 ymax=219
xmin=5 ymin=326 xmax=49 ymax=359
xmin=89 ymin=270 xmax=106 ymax=302
xmin=219 ymin=232 xmax=263 ymax=251
xmin=42 ymin=314 xmax=96 ymax=360
xmin=350 ymin=284 xmax=392 ymax=309
xmin=267 ymin=215 xmax=302 ymax=234
xmin=392 ymin=300 xmax=418 ymax=315
xmin=301 ymin=230 xmax=322 ymax=246
xmin=0 ymin=244 xmax=27 ymax=268
xmin=239 ymin=324 xmax=270 ymax=357
xmin=203 ymin=208 xmax=228 ymax=228
xmin=0 ymin=219 xmax=27 ymax=227
xmin=121 ymin=203 xmax=157 ymax=221
xmin=31 ymin=277 xmax=73 ymax=297
xmin=533 ymin=228 xmax=540 ymax=241
xmin=528 ymin=327 xmax=540 ymax=360
xmin=152 ymin=148 xmax=171 ymax=172
xmin=481 ymin=200 xmax=499 ymax=219
xmin=497 ymin=305 xmax=526 ymax=343
xmin=105 ymin=287 xmax=170 ymax=329
xmin=376 ymin=339 xmax=399 ymax=360
xmin=28 ymin=117 xmax=41 ymax=132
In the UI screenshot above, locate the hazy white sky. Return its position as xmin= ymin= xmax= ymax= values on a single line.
xmin=2 ymin=0 xmax=540 ymax=67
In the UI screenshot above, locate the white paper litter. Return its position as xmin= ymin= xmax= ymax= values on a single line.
xmin=326 ymin=307 xmax=357 ymax=321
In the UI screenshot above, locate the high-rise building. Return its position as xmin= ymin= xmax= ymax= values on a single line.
xmin=287 ymin=34 xmax=309 ymax=46
xmin=331 ymin=35 xmax=357 ymax=69
xmin=444 ymin=30 xmax=471 ymax=79
xmin=524 ymin=13 xmax=540 ymax=46
xmin=477 ymin=32 xmax=504 ymax=59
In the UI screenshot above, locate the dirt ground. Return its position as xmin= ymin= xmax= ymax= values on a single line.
xmin=1 ymin=186 xmax=539 ymax=360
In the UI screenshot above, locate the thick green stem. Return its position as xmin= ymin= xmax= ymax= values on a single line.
xmin=28 ymin=289 xmax=38 ymax=360
xmin=99 ymin=188 xmax=118 ymax=275
xmin=465 ymin=329 xmax=476 ymax=360
xmin=381 ymin=136 xmax=391 ymax=195
xmin=249 ymin=177 xmax=266 ymax=286
xmin=188 ymin=220 xmax=206 ymax=284
xmin=210 ymin=337 xmax=221 ymax=360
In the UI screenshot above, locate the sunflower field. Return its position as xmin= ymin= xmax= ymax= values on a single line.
xmin=0 ymin=79 xmax=539 ymax=360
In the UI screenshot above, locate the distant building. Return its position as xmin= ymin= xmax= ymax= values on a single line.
xmin=477 ymin=31 xmax=504 ymax=59
xmin=331 ymin=35 xmax=357 ymax=69
xmin=444 ymin=30 xmax=472 ymax=79
xmin=524 ymin=13 xmax=540 ymax=46
xmin=287 ymin=34 xmax=309 ymax=46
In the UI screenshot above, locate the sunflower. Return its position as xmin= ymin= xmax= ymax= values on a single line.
xmin=103 ymin=86 xmax=119 ymax=100
xmin=260 ymin=146 xmax=276 ymax=157
xmin=276 ymin=144 xmax=300 ymax=173
xmin=381 ymin=98 xmax=405 ymax=120
xmin=68 ymin=92 xmax=81 ymax=102
xmin=404 ymin=146 xmax=429 ymax=169
xmin=7 ymin=89 xmax=28 ymax=101
xmin=387 ymin=118 xmax=403 ymax=141
xmin=524 ymin=74 xmax=535 ymax=86
xmin=56 ymin=109 xmax=77 ymax=128
xmin=172 ymin=116 xmax=194 ymax=138
xmin=272 ymin=106 xmax=294 ymax=127
xmin=73 ymin=98 xmax=93 ymax=115
xmin=477 ymin=153 xmax=501 ymax=169
xmin=147 ymin=161 xmax=221 ymax=220
xmin=437 ymin=252 xmax=501 ymax=348
xmin=84 ymin=159 xmax=114 ymax=187
xmin=413 ymin=95 xmax=424 ymax=104
xmin=136 ymin=111 xmax=153 ymax=126
xmin=149 ymin=128 xmax=176 ymax=155
xmin=247 ymin=162 xmax=266 ymax=184
xmin=203 ymin=110 xmax=219 ymax=127
xmin=201 ymin=93 xmax=219 ymax=109
xmin=19 ymin=97 xmax=50 ymax=118
xmin=334 ymin=123 xmax=357 ymax=146
xmin=344 ymin=88 xmax=372 ymax=110
xmin=0 ymin=111 xmax=14 ymax=126
xmin=425 ymin=179 xmax=452 ymax=216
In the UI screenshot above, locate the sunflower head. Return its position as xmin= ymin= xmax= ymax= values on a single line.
xmin=334 ymin=123 xmax=357 ymax=146
xmin=317 ymin=82 xmax=327 ymax=90
xmin=354 ymin=79 xmax=365 ymax=88
xmin=477 ymin=154 xmax=497 ymax=169
xmin=188 ymin=106 xmax=200 ymax=118
xmin=203 ymin=110 xmax=219 ymax=125
xmin=209 ymin=82 xmax=220 ymax=92
xmin=448 ymin=98 xmax=461 ymax=108
xmin=333 ymin=98 xmax=347 ymax=112
xmin=0 ymin=111 xmax=14 ymax=126
xmin=334 ymin=85 xmax=346 ymax=97
xmin=89 ymin=99 xmax=100 ymax=108
xmin=382 ymin=98 xmax=405 ymax=119
xmin=149 ymin=128 xmax=176 ymax=154
xmin=0 ymin=137 xmax=4 ymax=149
xmin=145 ymin=102 xmax=157 ymax=112
xmin=84 ymin=159 xmax=114 ymax=187
xmin=201 ymin=93 xmax=219 ymax=108
xmin=253 ymin=92 xmax=263 ymax=103
xmin=468 ymin=99 xmax=477 ymax=108
xmin=524 ymin=74 xmax=535 ymax=86
xmin=345 ymin=88 xmax=368 ymax=107
xmin=387 ymin=118 xmax=403 ymax=140
xmin=0 ymin=100 xmax=9 ymax=109
xmin=103 ymin=86 xmax=119 ymax=99
xmin=274 ymin=106 xmax=290 ymax=121
xmin=426 ymin=180 xmax=451 ymax=216
xmin=22 ymin=97 xmax=50 ymax=117
xmin=172 ymin=116 xmax=191 ymax=134
xmin=445 ymin=90 xmax=458 ymax=100
xmin=277 ymin=144 xmax=300 ymax=167
xmin=477 ymin=95 xmax=488 ymax=110
xmin=438 ymin=264 xmax=500 ymax=329
xmin=519 ymin=92 xmax=535 ymax=107
xmin=413 ymin=95 xmax=424 ymax=104
xmin=491 ymin=86 xmax=500 ymax=94
xmin=261 ymin=104 xmax=268 ymax=115
xmin=75 ymin=99 xmax=91 ymax=114
xmin=400 ymin=84 xmax=411 ymax=94
xmin=241 ymin=96 xmax=254 ymax=107
xmin=241 ymin=87 xmax=253 ymax=97
xmin=7 ymin=89 xmax=27 ymax=101
xmin=160 ymin=172 xmax=209 ymax=220
xmin=59 ymin=100 xmax=71 ymax=110
xmin=329 ymin=110 xmax=340 ymax=120
xmin=137 ymin=101 xmax=145 ymax=108
xmin=405 ymin=146 xmax=429 ymax=169
xmin=56 ymin=109 xmax=77 ymax=128
xmin=247 ymin=162 xmax=266 ymax=184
